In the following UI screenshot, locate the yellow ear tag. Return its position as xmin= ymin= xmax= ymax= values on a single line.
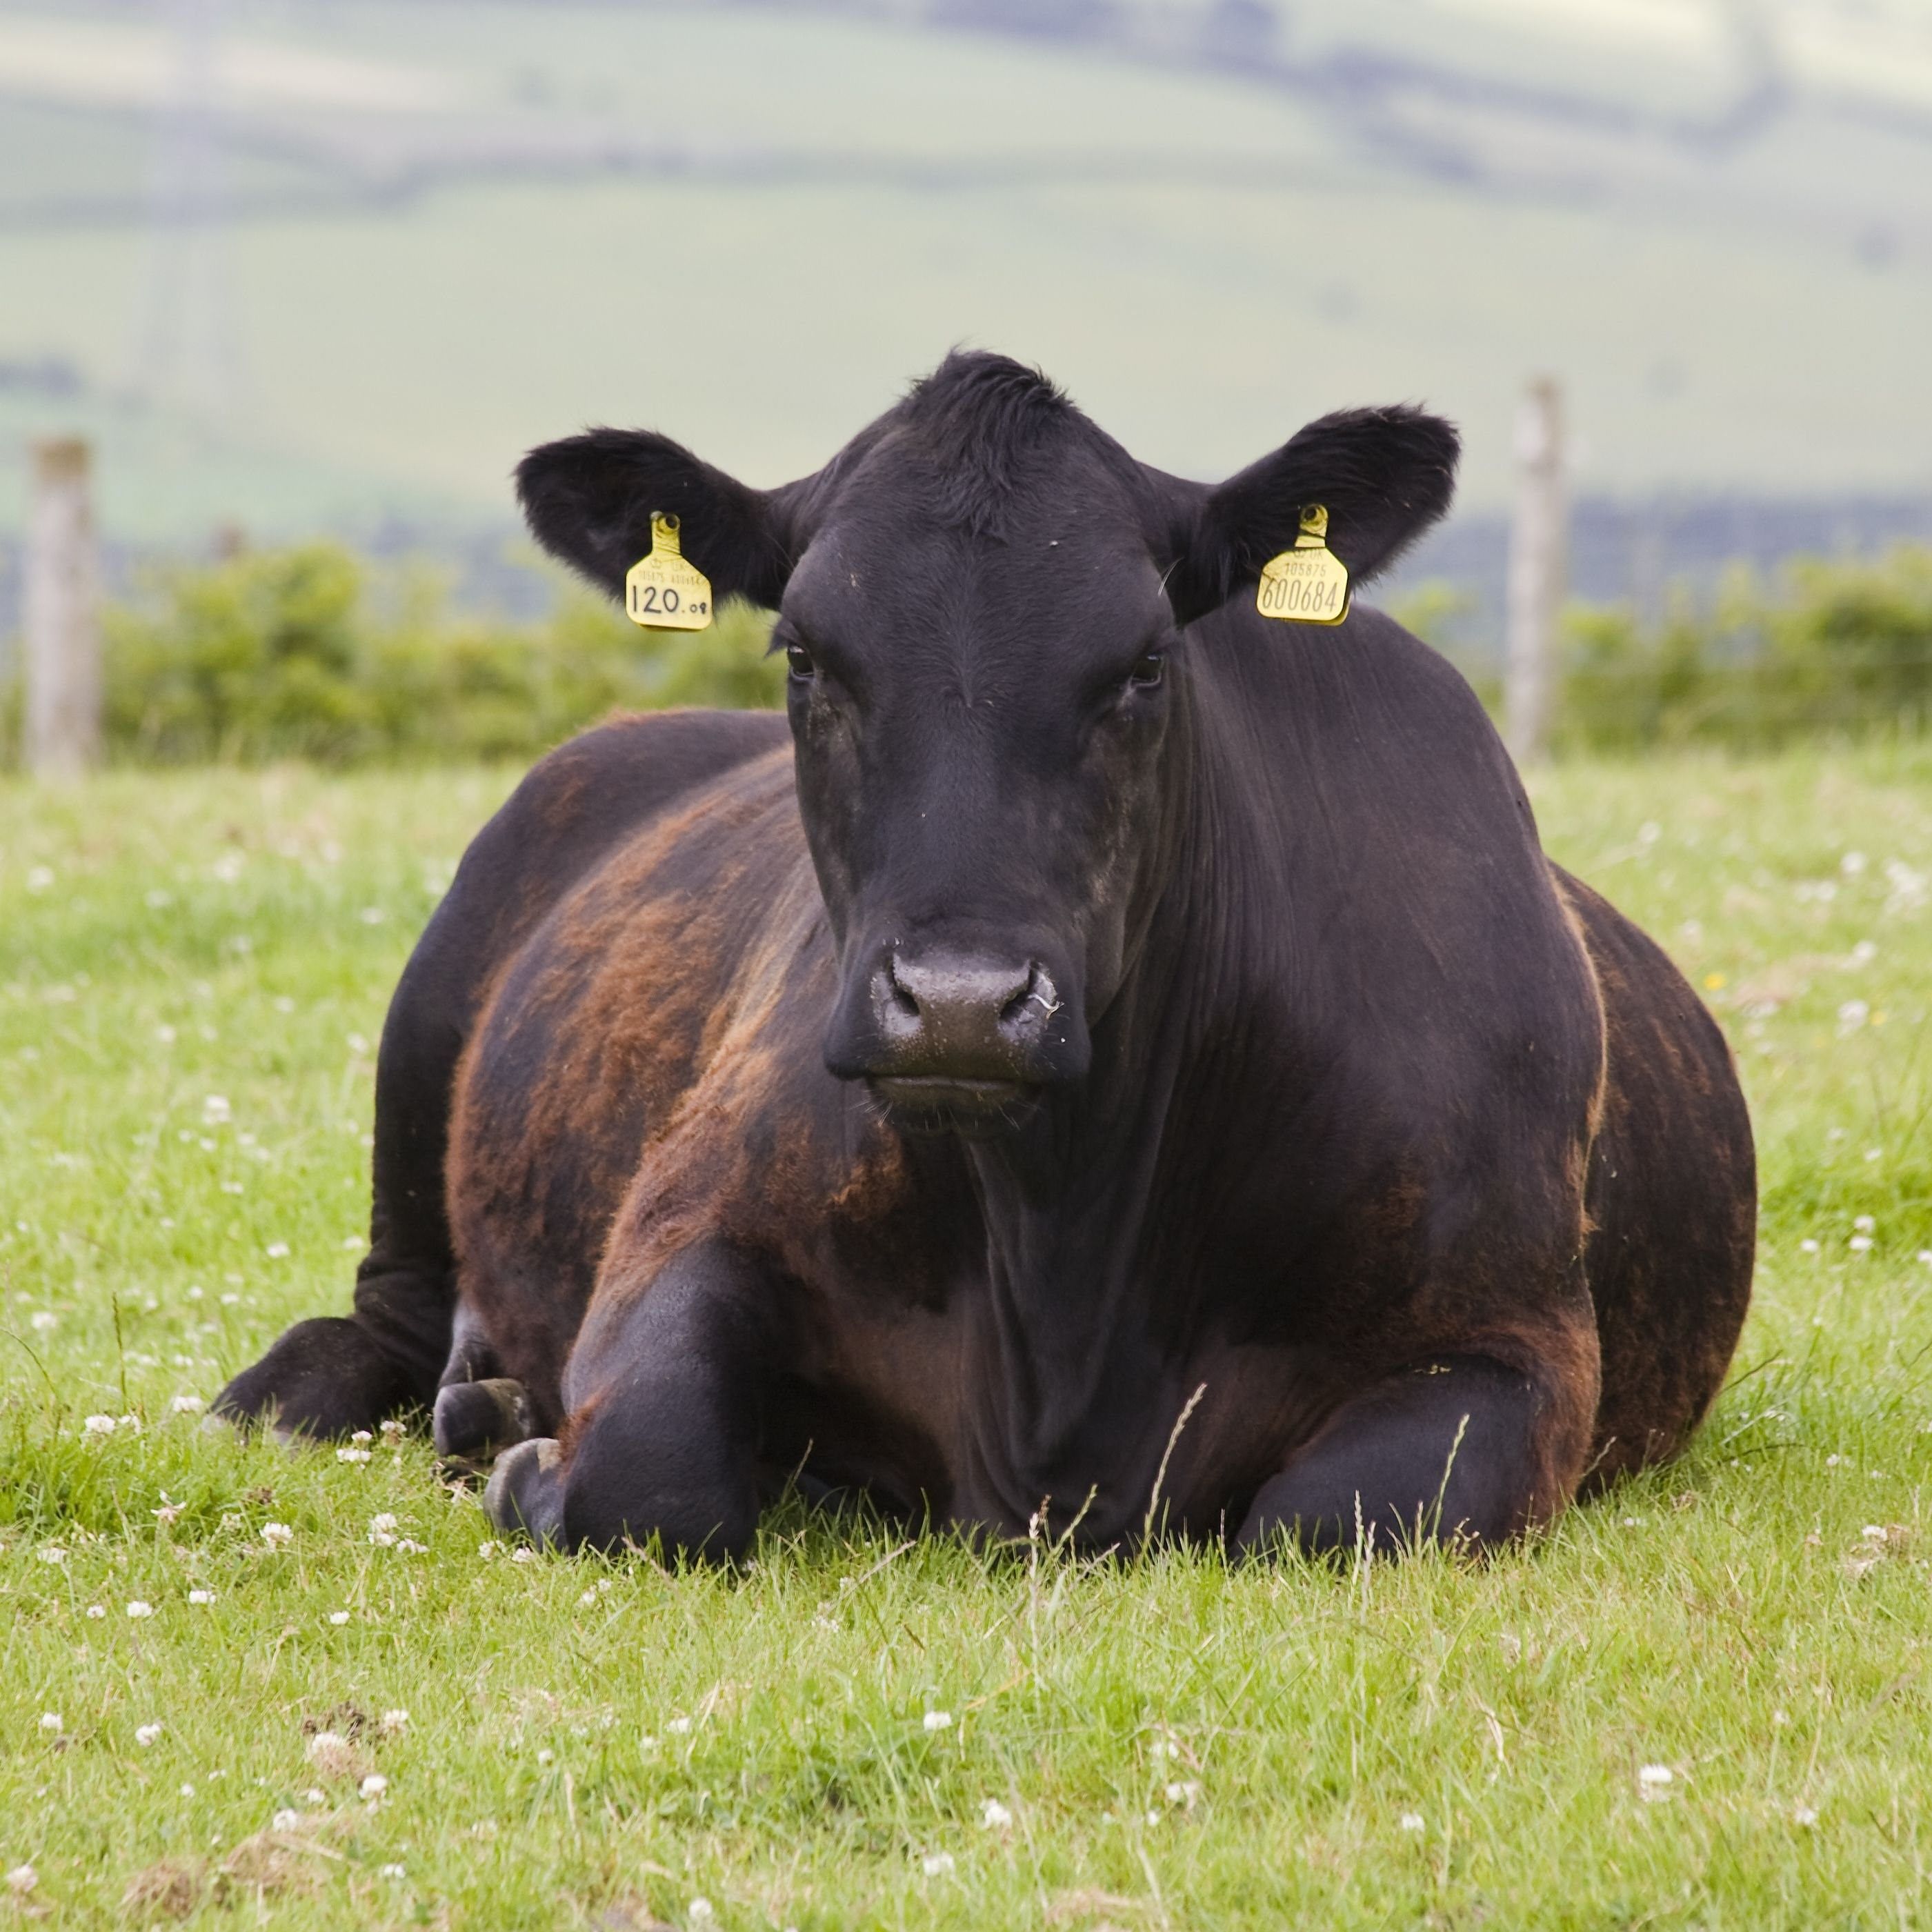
xmin=1256 ymin=504 xmax=1351 ymax=626
xmin=624 ymin=513 xmax=713 ymax=631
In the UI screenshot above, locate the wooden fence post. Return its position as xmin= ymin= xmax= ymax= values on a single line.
xmin=1504 ymin=377 xmax=1566 ymax=766
xmin=24 ymin=437 xmax=102 ymax=779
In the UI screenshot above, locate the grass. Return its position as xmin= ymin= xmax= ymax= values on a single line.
xmin=2 ymin=744 xmax=1931 ymax=1928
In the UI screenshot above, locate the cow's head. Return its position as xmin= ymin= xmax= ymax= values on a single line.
xmin=519 ymin=354 xmax=1457 ymax=1137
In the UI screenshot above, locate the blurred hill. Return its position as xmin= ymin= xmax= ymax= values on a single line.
xmin=0 ymin=0 xmax=1929 ymax=618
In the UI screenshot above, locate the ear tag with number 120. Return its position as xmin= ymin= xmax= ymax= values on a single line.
xmin=625 ymin=513 xmax=713 ymax=630
xmin=1257 ymin=504 xmax=1351 ymax=626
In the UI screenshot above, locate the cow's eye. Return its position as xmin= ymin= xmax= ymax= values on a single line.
xmin=785 ymin=643 xmax=818 ymax=679
xmin=1127 ymin=649 xmax=1165 ymax=690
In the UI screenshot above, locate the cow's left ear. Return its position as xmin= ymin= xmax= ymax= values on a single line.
xmin=516 ymin=428 xmax=801 ymax=610
xmin=1159 ymin=406 xmax=1460 ymax=626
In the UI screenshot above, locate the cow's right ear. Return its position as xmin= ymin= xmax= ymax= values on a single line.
xmin=516 ymin=428 xmax=798 ymax=610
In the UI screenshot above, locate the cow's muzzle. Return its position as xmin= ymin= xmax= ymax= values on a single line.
xmin=824 ymin=942 xmax=1086 ymax=1130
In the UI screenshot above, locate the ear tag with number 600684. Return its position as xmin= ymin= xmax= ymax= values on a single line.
xmin=1256 ymin=504 xmax=1351 ymax=626
xmin=625 ymin=513 xmax=713 ymax=631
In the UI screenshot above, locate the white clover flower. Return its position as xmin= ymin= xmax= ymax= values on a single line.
xmin=1850 ymin=1235 xmax=1873 ymax=1253
xmin=29 ymin=1311 xmax=56 ymax=1333
xmin=1920 ymin=1251 xmax=1932 ymax=1266
xmin=179 ymin=1782 xmax=195 ymax=1797
xmin=266 ymin=1242 xmax=290 ymax=1260
xmin=1637 ymin=1764 xmax=1674 ymax=1799
xmin=1794 ymin=1804 xmax=1818 ymax=1826
xmin=666 ymin=1717 xmax=692 ymax=1735
xmin=127 ymin=1600 xmax=155 ymax=1620
xmin=271 ymin=1809 xmax=301 ymax=1831
xmin=1164 ymin=1780 xmax=1201 ymax=1809
xmin=1854 ymin=1214 xmax=1876 ymax=1232
xmin=82 ymin=1413 xmax=117 ymax=1436
xmin=379 ymin=1710 xmax=408 ymax=1733
xmin=379 ymin=1864 xmax=407 ymax=1880
xmin=922 ymin=1710 xmax=953 ymax=1733
xmin=188 ymin=1589 xmax=214 ymax=1606
xmin=981 ymin=1798 xmax=1013 ymax=1828
xmin=920 ymin=1853 xmax=955 ymax=1878
xmin=168 ymin=1395 xmax=204 ymax=1415
xmin=86 ymin=1604 xmax=106 ymax=1620
xmin=1399 ymin=1811 xmax=1424 ymax=1831
xmin=477 ymin=1541 xmax=502 ymax=1560
xmin=349 ymin=1429 xmax=373 ymax=1444
xmin=202 ymin=1095 xmax=231 ymax=1124
xmin=261 ymin=1523 xmax=293 ymax=1548
xmin=687 ymin=1900 xmax=714 ymax=1922
xmin=537 ymin=1749 xmax=555 ymax=1766
xmin=395 ymin=1538 xmax=427 ymax=1554
xmin=39 ymin=1712 xmax=61 ymax=1733
xmin=6 ymin=1865 xmax=37 ymax=1897
xmin=337 ymin=1447 xmax=372 ymax=1464
xmin=328 ymin=1611 xmax=350 ymax=1626
xmin=1800 ymin=1238 xmax=1820 ymax=1254
xmin=37 ymin=1545 xmax=66 ymax=1564
xmin=510 ymin=1547 xmax=536 ymax=1565
xmin=359 ymin=1773 xmax=388 ymax=1799
xmin=368 ymin=1514 xmax=399 ymax=1547
xmin=379 ymin=1419 xmax=406 ymax=1442
xmin=136 ymin=1723 xmax=163 ymax=1746
xmin=307 ymin=1731 xmax=348 ymax=1760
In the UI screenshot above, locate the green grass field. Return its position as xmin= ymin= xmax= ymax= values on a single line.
xmin=3 ymin=744 xmax=1932 ymax=1929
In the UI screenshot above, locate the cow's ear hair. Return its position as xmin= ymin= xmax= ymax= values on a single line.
xmin=1162 ymin=406 xmax=1460 ymax=626
xmin=516 ymin=428 xmax=799 ymax=610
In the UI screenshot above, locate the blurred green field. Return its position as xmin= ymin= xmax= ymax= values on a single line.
xmin=3 ymin=744 xmax=1932 ymax=1928
xmin=4 ymin=0 xmax=1932 ymax=544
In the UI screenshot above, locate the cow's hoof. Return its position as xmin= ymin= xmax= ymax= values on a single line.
xmin=484 ymin=1437 xmax=566 ymax=1547
xmin=432 ymin=1377 xmax=533 ymax=1474
xmin=212 ymin=1316 xmax=415 ymax=1441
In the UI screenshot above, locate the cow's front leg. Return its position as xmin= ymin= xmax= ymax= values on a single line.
xmin=1236 ymin=1355 xmax=1580 ymax=1557
xmin=484 ymin=1242 xmax=776 ymax=1563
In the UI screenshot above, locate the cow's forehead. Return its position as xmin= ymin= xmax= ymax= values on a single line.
xmin=785 ymin=509 xmax=1165 ymax=655
xmin=784 ymin=439 xmax=1166 ymax=652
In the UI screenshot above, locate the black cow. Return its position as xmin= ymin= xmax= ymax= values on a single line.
xmin=217 ymin=352 xmax=1755 ymax=1561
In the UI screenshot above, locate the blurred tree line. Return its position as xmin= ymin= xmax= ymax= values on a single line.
xmin=1397 ymin=544 xmax=1932 ymax=754
xmin=1 ymin=540 xmax=782 ymax=768
xmin=4 ymin=539 xmax=1931 ymax=767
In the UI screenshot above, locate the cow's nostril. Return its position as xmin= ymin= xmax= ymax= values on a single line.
xmin=884 ymin=955 xmax=922 ymax=1019
xmin=1000 ymin=963 xmax=1045 ymax=1029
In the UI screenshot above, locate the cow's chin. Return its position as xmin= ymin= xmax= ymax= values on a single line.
xmin=866 ymin=1075 xmax=1042 ymax=1139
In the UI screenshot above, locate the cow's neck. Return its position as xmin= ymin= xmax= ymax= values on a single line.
xmin=956 ymin=703 xmax=1232 ymax=1535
